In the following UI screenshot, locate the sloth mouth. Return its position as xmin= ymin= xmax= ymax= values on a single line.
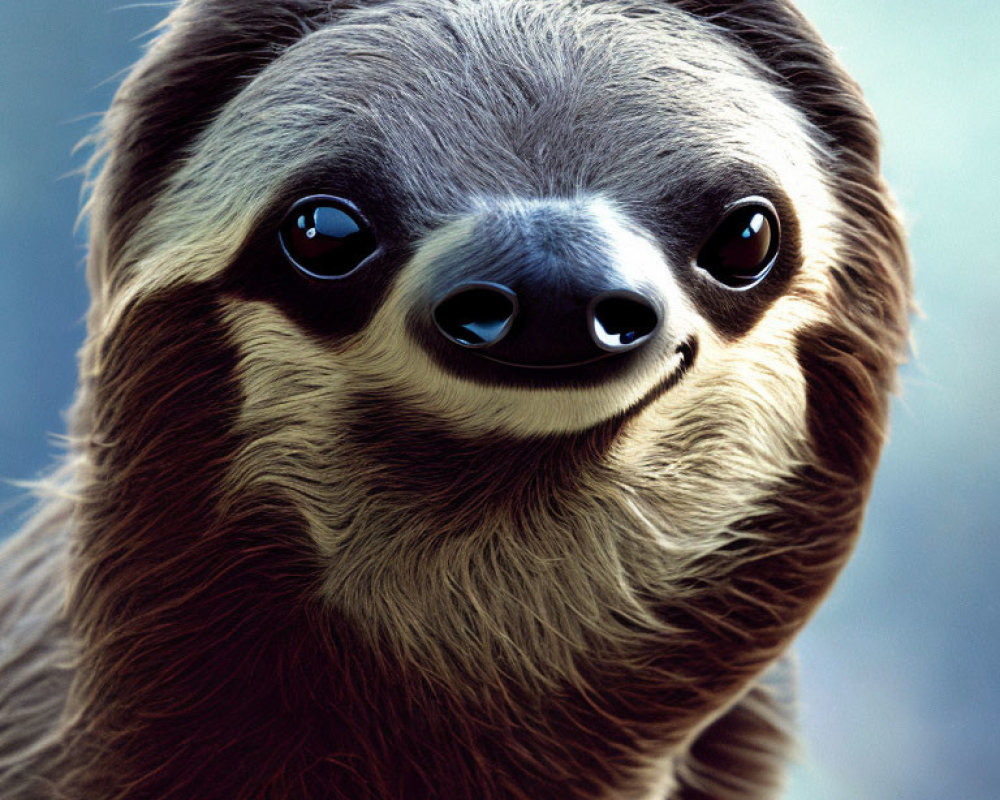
xmin=478 ymin=352 xmax=615 ymax=369
xmin=415 ymin=307 xmax=697 ymax=392
xmin=342 ymin=338 xmax=699 ymax=506
xmin=462 ymin=339 xmax=695 ymax=391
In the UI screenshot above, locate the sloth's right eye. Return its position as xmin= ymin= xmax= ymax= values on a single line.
xmin=279 ymin=196 xmax=377 ymax=279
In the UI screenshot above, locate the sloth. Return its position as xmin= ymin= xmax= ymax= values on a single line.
xmin=0 ymin=1 xmax=910 ymax=798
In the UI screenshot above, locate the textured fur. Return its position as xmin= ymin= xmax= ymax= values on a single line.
xmin=0 ymin=1 xmax=910 ymax=798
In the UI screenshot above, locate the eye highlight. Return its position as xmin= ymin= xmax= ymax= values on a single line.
xmin=279 ymin=196 xmax=377 ymax=279
xmin=697 ymin=198 xmax=780 ymax=289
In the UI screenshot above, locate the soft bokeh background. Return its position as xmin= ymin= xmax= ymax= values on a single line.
xmin=1 ymin=2 xmax=996 ymax=798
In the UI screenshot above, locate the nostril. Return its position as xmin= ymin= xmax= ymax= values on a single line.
xmin=433 ymin=283 xmax=518 ymax=348
xmin=590 ymin=292 xmax=660 ymax=351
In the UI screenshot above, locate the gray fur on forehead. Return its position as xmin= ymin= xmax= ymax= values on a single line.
xmin=192 ymin=0 xmax=808 ymax=225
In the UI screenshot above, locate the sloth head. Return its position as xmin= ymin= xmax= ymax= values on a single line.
xmin=74 ymin=0 xmax=909 ymax=740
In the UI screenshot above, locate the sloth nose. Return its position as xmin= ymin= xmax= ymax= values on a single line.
xmin=433 ymin=282 xmax=660 ymax=366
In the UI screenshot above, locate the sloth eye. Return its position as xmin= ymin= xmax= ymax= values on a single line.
xmin=279 ymin=196 xmax=377 ymax=278
xmin=697 ymin=199 xmax=780 ymax=289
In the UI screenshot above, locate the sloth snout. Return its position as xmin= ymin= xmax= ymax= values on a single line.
xmin=432 ymin=280 xmax=660 ymax=368
xmin=423 ymin=198 xmax=666 ymax=371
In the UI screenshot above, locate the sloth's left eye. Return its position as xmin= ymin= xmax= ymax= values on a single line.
xmin=279 ymin=196 xmax=377 ymax=279
xmin=697 ymin=199 xmax=780 ymax=289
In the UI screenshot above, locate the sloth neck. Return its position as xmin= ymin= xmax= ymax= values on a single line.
xmin=66 ymin=429 xmax=806 ymax=800
xmin=65 ymin=419 xmax=701 ymax=797
xmin=65 ymin=487 xmax=696 ymax=800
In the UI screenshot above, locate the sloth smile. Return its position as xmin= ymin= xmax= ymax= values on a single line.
xmin=478 ymin=350 xmax=616 ymax=370
xmin=624 ymin=337 xmax=699 ymax=419
xmin=420 ymin=336 xmax=694 ymax=393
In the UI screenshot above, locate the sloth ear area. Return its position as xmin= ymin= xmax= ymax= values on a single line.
xmin=107 ymin=0 xmax=338 ymax=162
xmin=104 ymin=0 xmax=348 ymax=167
xmin=671 ymin=0 xmax=879 ymax=163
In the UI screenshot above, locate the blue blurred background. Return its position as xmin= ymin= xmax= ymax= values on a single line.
xmin=0 ymin=3 xmax=996 ymax=798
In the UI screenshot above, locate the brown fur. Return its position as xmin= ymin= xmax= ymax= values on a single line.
xmin=0 ymin=1 xmax=910 ymax=798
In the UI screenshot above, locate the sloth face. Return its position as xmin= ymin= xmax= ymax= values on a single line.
xmin=81 ymin=0 xmax=908 ymax=696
